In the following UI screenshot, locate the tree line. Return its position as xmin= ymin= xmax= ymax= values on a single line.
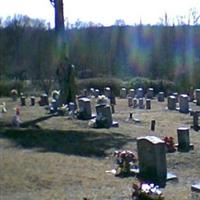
xmin=0 ymin=15 xmax=200 ymax=91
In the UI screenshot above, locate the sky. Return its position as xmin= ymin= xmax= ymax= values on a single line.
xmin=0 ymin=0 xmax=200 ymax=27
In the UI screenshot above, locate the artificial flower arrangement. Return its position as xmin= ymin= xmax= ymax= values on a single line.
xmin=163 ymin=136 xmax=176 ymax=153
xmin=132 ymin=181 xmax=164 ymax=200
xmin=114 ymin=150 xmax=137 ymax=176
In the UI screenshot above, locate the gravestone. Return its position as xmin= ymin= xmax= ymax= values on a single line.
xmin=128 ymin=97 xmax=133 ymax=107
xmin=146 ymin=88 xmax=154 ymax=99
xmin=94 ymin=89 xmax=100 ymax=98
xmin=136 ymin=88 xmax=144 ymax=99
xmin=191 ymin=111 xmax=200 ymax=131
xmin=96 ymin=104 xmax=113 ymax=128
xmin=78 ymin=97 xmax=92 ymax=120
xmin=133 ymin=98 xmax=137 ymax=108
xmin=172 ymin=92 xmax=179 ymax=103
xmin=146 ymin=99 xmax=151 ymax=110
xmin=30 ymin=96 xmax=35 ymax=106
xmin=137 ymin=136 xmax=167 ymax=187
xmin=68 ymin=102 xmax=76 ymax=112
xmin=157 ymin=92 xmax=165 ymax=102
xmin=39 ymin=94 xmax=49 ymax=106
xmin=51 ymin=99 xmax=58 ymax=112
xmin=120 ymin=88 xmax=127 ymax=98
xmin=167 ymin=96 xmax=176 ymax=110
xmin=104 ymin=87 xmax=111 ymax=98
xmin=179 ymin=94 xmax=189 ymax=113
xmin=129 ymin=89 xmax=135 ymax=98
xmin=191 ymin=183 xmax=200 ymax=200
xmin=139 ymin=98 xmax=144 ymax=109
xmin=195 ymin=89 xmax=200 ymax=106
xmin=82 ymin=89 xmax=88 ymax=97
xmin=20 ymin=96 xmax=26 ymax=106
xmin=177 ymin=127 xmax=193 ymax=152
xmin=151 ymin=120 xmax=156 ymax=131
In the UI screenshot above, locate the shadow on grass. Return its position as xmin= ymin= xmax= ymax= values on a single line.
xmin=0 ymin=128 xmax=136 ymax=157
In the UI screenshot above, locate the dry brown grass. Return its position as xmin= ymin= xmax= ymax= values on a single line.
xmin=0 ymin=97 xmax=200 ymax=200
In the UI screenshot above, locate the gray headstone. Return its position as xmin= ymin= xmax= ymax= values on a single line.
xmin=139 ymin=98 xmax=144 ymax=109
xmin=179 ymin=94 xmax=189 ymax=113
xmin=128 ymin=97 xmax=133 ymax=107
xmin=195 ymin=89 xmax=200 ymax=106
xmin=177 ymin=127 xmax=191 ymax=152
xmin=30 ymin=96 xmax=35 ymax=106
xmin=94 ymin=89 xmax=100 ymax=98
xmin=172 ymin=92 xmax=179 ymax=103
xmin=157 ymin=92 xmax=165 ymax=102
xmin=129 ymin=89 xmax=135 ymax=98
xmin=133 ymin=98 xmax=137 ymax=108
xmin=146 ymin=99 xmax=151 ymax=110
xmin=146 ymin=88 xmax=154 ymax=99
xmin=96 ymin=104 xmax=113 ymax=127
xmin=104 ymin=87 xmax=111 ymax=98
xmin=20 ymin=96 xmax=26 ymax=106
xmin=136 ymin=88 xmax=144 ymax=99
xmin=167 ymin=95 xmax=176 ymax=110
xmin=120 ymin=88 xmax=127 ymax=98
xmin=137 ymin=136 xmax=167 ymax=186
xmin=78 ymin=97 xmax=92 ymax=120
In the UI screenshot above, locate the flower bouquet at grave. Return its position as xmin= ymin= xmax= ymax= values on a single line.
xmin=163 ymin=136 xmax=176 ymax=153
xmin=114 ymin=150 xmax=137 ymax=176
xmin=132 ymin=181 xmax=164 ymax=200
xmin=10 ymin=89 xmax=18 ymax=101
xmin=57 ymin=104 xmax=69 ymax=116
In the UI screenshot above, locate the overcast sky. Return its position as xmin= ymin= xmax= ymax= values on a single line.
xmin=0 ymin=0 xmax=200 ymax=26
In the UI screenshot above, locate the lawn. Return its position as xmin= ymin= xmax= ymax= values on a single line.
xmin=0 ymin=97 xmax=200 ymax=200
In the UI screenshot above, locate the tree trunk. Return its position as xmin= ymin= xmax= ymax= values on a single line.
xmin=50 ymin=0 xmax=76 ymax=105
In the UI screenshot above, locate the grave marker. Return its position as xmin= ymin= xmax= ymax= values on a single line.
xmin=179 ymin=94 xmax=189 ymax=113
xmin=195 ymin=89 xmax=200 ymax=106
xmin=78 ymin=97 xmax=92 ymax=120
xmin=167 ymin=96 xmax=176 ymax=110
xmin=137 ymin=136 xmax=167 ymax=187
xmin=157 ymin=92 xmax=165 ymax=102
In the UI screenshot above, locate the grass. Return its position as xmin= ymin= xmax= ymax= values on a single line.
xmin=0 ymin=97 xmax=200 ymax=199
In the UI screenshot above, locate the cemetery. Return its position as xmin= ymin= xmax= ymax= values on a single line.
xmin=0 ymin=1 xmax=200 ymax=199
xmin=0 ymin=88 xmax=200 ymax=200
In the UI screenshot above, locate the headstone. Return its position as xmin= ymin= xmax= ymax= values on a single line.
xmin=179 ymin=94 xmax=189 ymax=113
xmin=191 ymin=183 xmax=200 ymax=200
xmin=137 ymin=136 xmax=167 ymax=187
xmin=172 ymin=92 xmax=179 ymax=103
xmin=82 ymin=89 xmax=88 ymax=97
xmin=177 ymin=127 xmax=192 ymax=152
xmin=139 ymin=98 xmax=144 ymax=109
xmin=20 ymin=96 xmax=26 ymax=106
xmin=90 ymin=88 xmax=94 ymax=96
xmin=94 ymin=89 xmax=100 ymax=98
xmin=146 ymin=99 xmax=151 ymax=110
xmin=39 ymin=93 xmax=49 ymax=106
xmin=195 ymin=89 xmax=200 ymax=106
xmin=136 ymin=88 xmax=144 ymax=99
xmin=157 ymin=92 xmax=165 ymax=102
xmin=104 ymin=87 xmax=111 ymax=98
xmin=146 ymin=88 xmax=154 ymax=99
xmin=30 ymin=96 xmax=35 ymax=106
xmin=78 ymin=97 xmax=92 ymax=120
xmin=96 ymin=104 xmax=113 ymax=128
xmin=120 ymin=88 xmax=127 ymax=98
xmin=191 ymin=111 xmax=200 ymax=131
xmin=129 ymin=89 xmax=135 ymax=98
xmin=128 ymin=97 xmax=133 ymax=107
xmin=167 ymin=96 xmax=176 ymax=110
xmin=133 ymin=98 xmax=137 ymax=108
xmin=51 ymin=99 xmax=58 ymax=112
xmin=68 ymin=102 xmax=76 ymax=112
xmin=151 ymin=120 xmax=156 ymax=131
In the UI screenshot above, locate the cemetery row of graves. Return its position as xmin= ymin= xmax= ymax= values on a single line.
xmin=0 ymin=87 xmax=200 ymax=199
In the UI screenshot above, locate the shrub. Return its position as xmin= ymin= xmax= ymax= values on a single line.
xmin=77 ymin=77 xmax=123 ymax=96
xmin=0 ymin=80 xmax=25 ymax=97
